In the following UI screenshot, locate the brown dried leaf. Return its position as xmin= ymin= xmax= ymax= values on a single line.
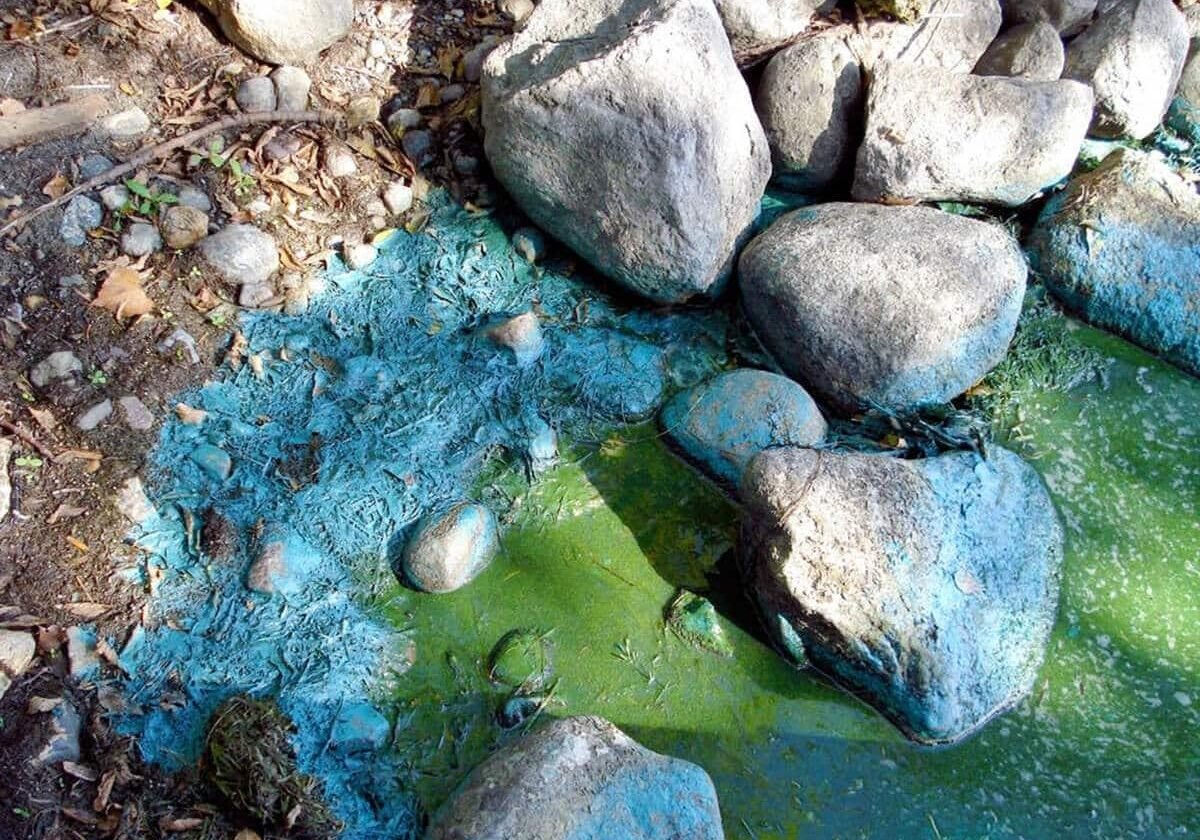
xmin=41 ymin=173 xmax=69 ymax=199
xmin=62 ymin=806 xmax=99 ymax=825
xmin=93 ymin=769 xmax=116 ymax=812
xmin=92 ymin=267 xmax=155 ymax=320
xmin=160 ymin=816 xmax=205 ymax=832
xmin=63 ymin=602 xmax=110 ymax=619
xmin=48 ymin=502 xmax=87 ymax=525
xmin=415 ymin=82 xmax=439 ymax=109
xmin=28 ymin=406 xmax=58 ymax=431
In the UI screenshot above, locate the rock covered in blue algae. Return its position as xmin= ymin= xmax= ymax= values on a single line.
xmin=486 ymin=311 xmax=544 ymax=367
xmin=246 ymin=528 xmax=322 ymax=596
xmin=1062 ymin=0 xmax=1188 ymax=139
xmin=660 ymin=369 xmax=826 ymax=488
xmin=739 ymin=445 xmax=1063 ymax=745
xmin=190 ymin=443 xmax=233 ymax=481
xmin=1027 ymin=148 xmax=1200 ymax=377
xmin=481 ymin=0 xmax=771 ymax=304
xmin=739 ymin=203 xmax=1026 ymax=414
xmin=401 ymin=502 xmax=499 ymax=593
xmin=852 ymin=63 xmax=1092 ymax=206
xmin=549 ymin=327 xmax=666 ymax=421
xmin=428 ymin=716 xmax=724 ymax=840
xmin=328 ymin=701 xmax=390 ymax=754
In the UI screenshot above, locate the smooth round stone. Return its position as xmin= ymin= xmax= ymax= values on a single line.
xmin=660 ymin=369 xmax=827 ymax=488
xmin=401 ymin=502 xmax=499 ymax=593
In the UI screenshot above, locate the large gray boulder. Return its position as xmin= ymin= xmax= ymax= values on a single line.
xmin=714 ymin=0 xmax=816 ymax=58
xmin=481 ymin=0 xmax=771 ymax=304
xmin=428 ymin=716 xmax=724 ymax=839
xmin=1027 ymin=149 xmax=1200 ymax=377
xmin=197 ymin=0 xmax=354 ymax=65
xmin=755 ymin=34 xmax=862 ymax=191
xmin=852 ymin=63 xmax=1092 ymax=205
xmin=1063 ymin=0 xmax=1188 ymax=139
xmin=740 ymin=446 xmax=1063 ymax=745
xmin=739 ymin=203 xmax=1026 ymax=413
xmin=973 ymin=21 xmax=1065 ymax=79
xmin=753 ymin=0 xmax=999 ymax=192
xmin=1001 ymin=0 xmax=1096 ymax=34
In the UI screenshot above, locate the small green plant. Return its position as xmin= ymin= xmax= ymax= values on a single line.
xmin=87 ymin=368 xmax=108 ymax=386
xmin=226 ymin=158 xmax=257 ymax=196
xmin=191 ymin=137 xmax=257 ymax=196
xmin=123 ymin=178 xmax=179 ymax=217
xmin=14 ymin=455 xmax=42 ymax=471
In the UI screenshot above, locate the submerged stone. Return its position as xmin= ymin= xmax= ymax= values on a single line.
xmin=665 ymin=591 xmax=733 ymax=657
xmin=660 ymin=369 xmax=826 ymax=488
xmin=740 ymin=445 xmax=1063 ymax=744
xmin=488 ymin=629 xmax=555 ymax=690
xmin=550 ymin=328 xmax=666 ymax=421
xmin=1027 ymin=149 xmax=1200 ymax=377
xmin=329 ymin=702 xmax=390 ymax=753
xmin=428 ymin=716 xmax=724 ymax=840
xmin=401 ymin=502 xmax=499 ymax=593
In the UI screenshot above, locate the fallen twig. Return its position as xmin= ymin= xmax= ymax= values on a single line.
xmin=0 ymin=418 xmax=55 ymax=460
xmin=0 ymin=108 xmax=343 ymax=237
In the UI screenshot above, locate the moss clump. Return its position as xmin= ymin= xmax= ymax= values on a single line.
xmin=202 ymin=696 xmax=340 ymax=839
xmin=665 ymin=591 xmax=733 ymax=658
xmin=857 ymin=0 xmax=930 ymax=22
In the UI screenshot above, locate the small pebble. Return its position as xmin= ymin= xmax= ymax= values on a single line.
xmin=347 ymin=95 xmax=381 ymax=128
xmin=270 ymin=65 xmax=311 ymax=112
xmin=30 ymin=350 xmax=83 ymax=387
xmin=439 ymin=84 xmax=467 ymax=104
xmin=118 ymin=396 xmax=155 ymax=431
xmin=500 ymin=0 xmax=535 ymax=23
xmin=158 ymin=328 xmax=200 ymax=364
xmin=453 ymin=154 xmax=479 ymax=175
xmin=78 ymin=154 xmax=114 ymax=180
xmin=383 ymin=181 xmax=414 ymax=215
xmin=324 ymin=143 xmax=358 ymax=178
xmin=512 ymin=227 xmax=546 ymax=263
xmin=264 ymin=132 xmax=302 ymax=162
xmin=75 ymin=399 xmax=113 ymax=432
xmin=463 ymin=38 xmax=499 ymax=83
xmin=401 ymin=130 xmax=436 ymax=167
xmin=120 ymin=223 xmax=162 ymax=257
xmin=99 ymin=184 xmax=130 ymax=212
xmin=239 ymin=280 xmax=277 ymax=308
xmin=345 ymin=243 xmax=378 ymax=270
xmin=198 ymin=224 xmax=279 ymax=286
xmin=99 ymin=107 xmax=151 ymax=140
xmin=235 ymin=76 xmax=277 ymax=113
xmin=368 ymin=38 xmax=388 ymax=58
xmin=386 ymin=108 xmax=423 ymax=137
xmin=160 ymin=205 xmax=209 ymax=250
xmin=176 ymin=185 xmax=212 ymax=213
xmin=60 ymin=195 xmax=102 ymax=246
xmin=191 ymin=444 xmax=233 ymax=481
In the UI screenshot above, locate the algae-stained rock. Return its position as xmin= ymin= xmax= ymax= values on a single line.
xmin=1027 ymin=149 xmax=1200 ymax=377
xmin=1062 ymin=0 xmax=1188 ymax=139
xmin=755 ymin=33 xmax=863 ymax=192
xmin=246 ymin=529 xmax=320 ymax=596
xmin=481 ymin=0 xmax=771 ymax=303
xmin=973 ymin=21 xmax=1065 ymax=79
xmin=550 ymin=328 xmax=666 ymax=421
xmin=428 ymin=716 xmax=724 ymax=840
xmin=858 ymin=0 xmax=932 ymax=22
xmin=738 ymin=203 xmax=1026 ymax=413
xmin=739 ymin=446 xmax=1063 ymax=744
xmin=488 ymin=629 xmax=554 ymax=690
xmin=660 ymin=369 xmax=826 ymax=487
xmin=197 ymin=0 xmax=353 ymax=65
xmin=401 ymin=502 xmax=499 ymax=593
xmin=713 ymin=0 xmax=816 ymax=58
xmin=666 ymin=591 xmax=733 ymax=657
xmin=1002 ymin=0 xmax=1096 ymax=34
xmin=852 ymin=63 xmax=1092 ymax=206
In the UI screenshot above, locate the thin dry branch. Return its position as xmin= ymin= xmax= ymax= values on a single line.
xmin=0 ymin=108 xmax=343 ymax=237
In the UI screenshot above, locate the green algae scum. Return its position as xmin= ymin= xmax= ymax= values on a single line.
xmin=387 ymin=322 xmax=1200 ymax=838
xmin=119 ymin=194 xmax=1200 ymax=838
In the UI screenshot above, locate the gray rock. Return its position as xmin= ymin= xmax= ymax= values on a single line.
xmin=78 ymin=154 xmax=114 ymax=180
xmin=852 ymin=63 xmax=1092 ymax=206
xmin=66 ymin=626 xmax=100 ymax=677
xmin=740 ymin=445 xmax=1063 ymax=745
xmin=177 ymin=185 xmax=212 ymax=213
xmin=235 ymin=75 xmax=277 ymax=112
xmin=270 ymin=65 xmax=311 ymax=111
xmin=429 ymin=716 xmax=724 ymax=840
xmin=439 ymin=84 xmax=467 ymax=104
xmin=160 ymin=205 xmax=209 ymax=250
xmin=118 ymin=395 xmax=155 ymax=431
xmin=100 ymin=184 xmax=130 ymax=212
xmin=239 ymin=279 xmax=277 ymax=308
xmin=323 ymin=142 xmax=358 ymax=178
xmin=0 ymin=630 xmax=36 ymax=702
xmin=1002 ymin=0 xmax=1096 ymax=34
xmin=755 ymin=33 xmax=862 ymax=192
xmin=191 ymin=443 xmax=233 ymax=481
xmin=852 ymin=0 xmax=1002 ymax=73
xmin=35 ymin=699 xmax=82 ymax=765
xmin=120 ymin=222 xmax=162 ymax=257
xmin=1063 ymin=0 xmax=1188 ymax=139
xmin=264 ymin=131 xmax=302 ymax=161
xmin=30 ymin=350 xmax=82 ymax=387
xmin=386 ymin=108 xmax=423 ymax=136
xmin=199 ymin=224 xmax=279 ymax=285
xmin=115 ymin=476 xmax=155 ymax=524
xmin=382 ymin=181 xmax=414 ymax=215
xmin=75 ymin=399 xmax=113 ymax=432
xmin=1027 ymin=148 xmax=1200 ymax=377
xmin=60 ymin=195 xmax=102 ymax=246
xmin=463 ymin=38 xmax=500 ymax=83
xmin=344 ymin=243 xmax=378 ymax=270
xmin=158 ymin=328 xmax=200 ymax=364
xmin=713 ymin=0 xmax=815 ymax=57
xmin=739 ymin=203 xmax=1026 ymax=413
xmin=246 ymin=529 xmax=317 ymax=595
xmin=401 ymin=502 xmax=499 ymax=593
xmin=400 ymin=130 xmax=436 ymax=167
xmin=196 ymin=0 xmax=354 ymax=65
xmin=99 ymin=107 xmax=151 ymax=140
xmin=661 ymin=369 xmax=826 ymax=488
xmin=481 ymin=0 xmax=771 ymax=304
xmin=974 ymin=21 xmax=1064 ymax=79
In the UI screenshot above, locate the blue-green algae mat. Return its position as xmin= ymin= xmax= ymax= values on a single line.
xmin=117 ymin=193 xmax=1200 ymax=838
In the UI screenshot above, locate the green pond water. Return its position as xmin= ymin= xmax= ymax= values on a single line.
xmin=382 ymin=318 xmax=1199 ymax=839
